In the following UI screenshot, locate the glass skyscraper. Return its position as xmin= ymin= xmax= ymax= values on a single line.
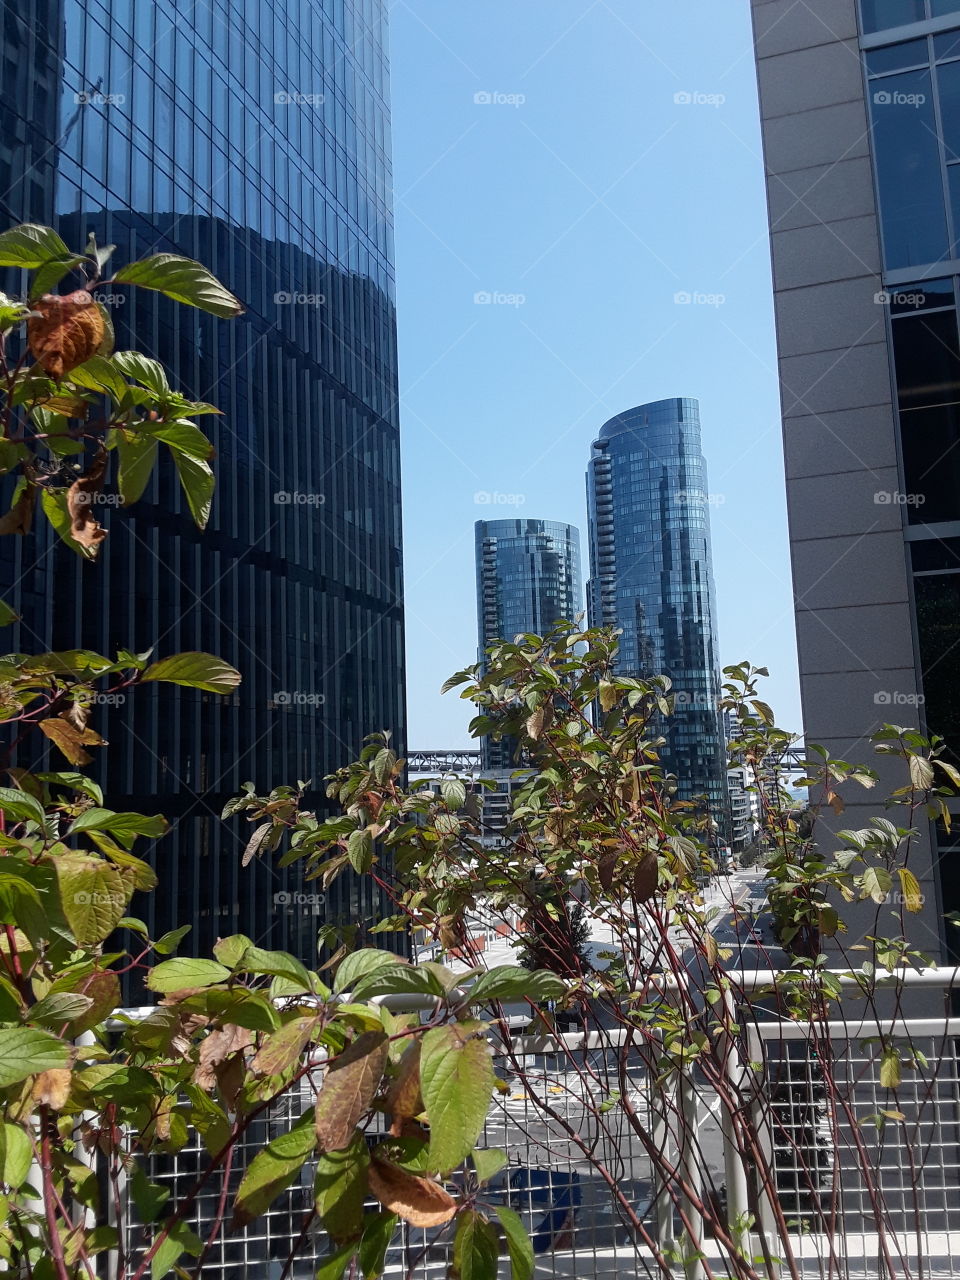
xmin=0 ymin=0 xmax=405 ymax=965
xmin=586 ymin=399 xmax=727 ymax=821
xmin=475 ymin=517 xmax=582 ymax=769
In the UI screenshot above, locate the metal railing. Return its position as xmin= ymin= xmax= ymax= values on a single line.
xmin=118 ymin=968 xmax=960 ymax=1278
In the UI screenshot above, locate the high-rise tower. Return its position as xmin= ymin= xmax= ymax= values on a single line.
xmin=586 ymin=398 xmax=727 ymax=822
xmin=475 ymin=517 xmax=582 ymax=769
xmin=0 ymin=0 xmax=405 ymax=963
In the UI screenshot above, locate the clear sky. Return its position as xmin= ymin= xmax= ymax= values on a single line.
xmin=388 ymin=0 xmax=802 ymax=748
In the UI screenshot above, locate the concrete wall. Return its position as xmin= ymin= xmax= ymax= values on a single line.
xmin=750 ymin=0 xmax=943 ymax=959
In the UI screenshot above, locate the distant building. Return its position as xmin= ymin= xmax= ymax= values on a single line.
xmin=475 ymin=518 xmax=583 ymax=770
xmin=586 ymin=399 xmax=728 ymax=829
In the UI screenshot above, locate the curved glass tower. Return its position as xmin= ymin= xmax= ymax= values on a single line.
xmin=0 ymin=0 xmax=405 ymax=964
xmin=586 ymin=398 xmax=727 ymax=820
xmin=475 ymin=518 xmax=582 ymax=769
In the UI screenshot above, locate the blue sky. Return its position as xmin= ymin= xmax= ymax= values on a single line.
xmin=389 ymin=0 xmax=802 ymax=748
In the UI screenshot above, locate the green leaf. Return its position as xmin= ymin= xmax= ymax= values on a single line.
xmin=0 ymin=223 xmax=71 ymax=268
xmin=350 ymin=964 xmax=446 ymax=1002
xmin=40 ymin=488 xmax=96 ymax=560
xmin=347 ymin=827 xmax=374 ymax=874
xmin=452 ymin=1211 xmax=499 ymax=1280
xmin=880 ymin=1046 xmax=902 ymax=1089
xmin=116 ymin=431 xmax=158 ymax=505
xmin=0 ymin=1027 xmax=71 ymax=1086
xmin=908 ymin=753 xmax=935 ymax=791
xmin=145 ymin=957 xmax=231 ymax=993
xmin=0 ymin=1122 xmax=33 ymax=1187
xmin=171 ymin=449 xmax=215 ymax=529
xmin=250 ymin=1014 xmax=320 ymax=1078
xmin=0 ymin=786 xmax=46 ymax=827
xmin=358 ymin=1212 xmax=397 ymax=1279
xmin=29 ymin=255 xmax=85 ymax=300
xmin=111 ymin=350 xmax=169 ymax=394
xmin=440 ymin=777 xmax=466 ymax=809
xmin=315 ymin=1244 xmax=357 ymax=1280
xmin=314 ymin=1134 xmax=370 ymax=1243
xmin=35 ymin=772 xmax=103 ymax=805
xmin=70 ymin=807 xmax=168 ymax=846
xmin=114 ymin=253 xmax=243 ymax=317
xmin=233 ymin=1112 xmax=316 ymax=1226
xmin=897 ymin=866 xmax=923 ymax=913
xmin=153 ymin=924 xmax=191 ymax=955
xmin=151 ymin=420 xmax=214 ymax=460
xmin=0 ymin=598 xmax=18 ymax=626
xmin=142 ymin=652 xmax=241 ymax=694
xmin=496 ymin=1205 xmax=534 ymax=1280
xmin=30 ymin=990 xmax=94 ymax=1027
xmin=55 ymin=854 xmax=132 ymax=945
xmin=861 ymin=866 xmax=893 ymax=905
xmin=67 ymin=354 xmax=131 ymax=402
xmin=151 ymin=1218 xmax=202 ymax=1280
xmin=420 ymin=1022 xmax=495 ymax=1175
xmin=471 ymin=1148 xmax=506 ymax=1183
xmin=334 ymin=949 xmax=401 ymax=995
xmin=315 ymin=1031 xmax=389 ymax=1151
xmin=470 ymin=966 xmax=566 ymax=1005
xmin=130 ymin=1164 xmax=170 ymax=1223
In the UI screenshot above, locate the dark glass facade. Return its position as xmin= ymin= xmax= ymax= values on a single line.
xmin=586 ymin=399 xmax=727 ymax=821
xmin=861 ymin=0 xmax=960 ymax=35
xmin=475 ymin=518 xmax=582 ymax=770
xmin=0 ymin=0 xmax=405 ymax=966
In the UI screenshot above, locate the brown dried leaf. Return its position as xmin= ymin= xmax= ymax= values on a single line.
xmin=194 ymin=1024 xmax=253 ymax=1092
xmin=386 ymin=1042 xmax=423 ymax=1135
xmin=66 ymin=448 xmax=108 ymax=552
xmin=32 ymin=1068 xmax=72 ymax=1111
xmin=367 ymin=1155 xmax=457 ymax=1227
xmin=598 ymin=853 xmax=617 ymax=894
xmin=38 ymin=717 xmax=93 ymax=766
xmin=0 ymin=483 xmax=37 ymax=535
xmin=315 ymin=1030 xmax=389 ymax=1152
xmin=633 ymin=852 xmax=659 ymax=904
xmin=28 ymin=291 xmax=105 ymax=379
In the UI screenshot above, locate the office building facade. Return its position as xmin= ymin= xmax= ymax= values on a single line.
xmin=586 ymin=399 xmax=728 ymax=823
xmin=750 ymin=0 xmax=960 ymax=958
xmin=475 ymin=517 xmax=582 ymax=769
xmin=0 ymin=0 xmax=405 ymax=963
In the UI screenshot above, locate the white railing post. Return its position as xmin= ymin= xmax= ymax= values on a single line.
xmin=678 ymin=1069 xmax=706 ymax=1280
xmin=720 ymin=987 xmax=751 ymax=1261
